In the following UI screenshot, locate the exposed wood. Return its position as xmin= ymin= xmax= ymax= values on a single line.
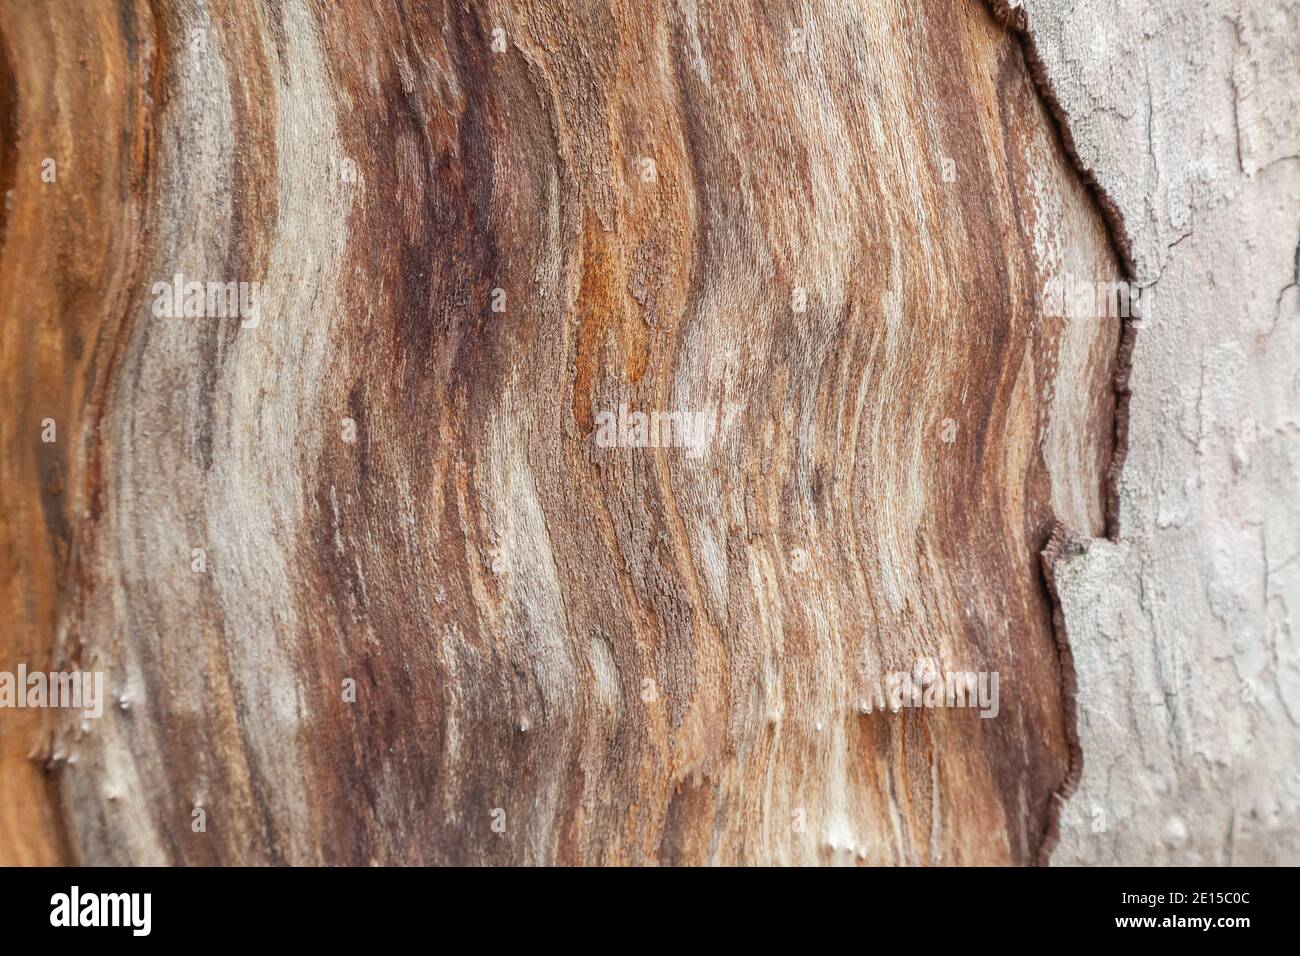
xmin=1 ymin=0 xmax=1122 ymax=865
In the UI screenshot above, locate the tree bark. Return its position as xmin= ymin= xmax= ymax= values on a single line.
xmin=1 ymin=0 xmax=1125 ymax=865
xmin=1002 ymin=0 xmax=1300 ymax=866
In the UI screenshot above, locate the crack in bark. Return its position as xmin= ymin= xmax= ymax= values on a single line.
xmin=985 ymin=0 xmax=1142 ymax=865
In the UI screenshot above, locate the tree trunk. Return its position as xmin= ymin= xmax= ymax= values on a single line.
xmin=0 ymin=0 xmax=1126 ymax=865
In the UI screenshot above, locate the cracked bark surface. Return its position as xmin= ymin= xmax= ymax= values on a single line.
xmin=1 ymin=0 xmax=1130 ymax=865
xmin=1000 ymin=0 xmax=1300 ymax=865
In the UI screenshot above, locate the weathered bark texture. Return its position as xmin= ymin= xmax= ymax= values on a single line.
xmin=996 ymin=0 xmax=1300 ymax=864
xmin=0 ymin=0 xmax=1126 ymax=865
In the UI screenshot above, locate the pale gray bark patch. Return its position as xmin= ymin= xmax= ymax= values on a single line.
xmin=1007 ymin=0 xmax=1300 ymax=864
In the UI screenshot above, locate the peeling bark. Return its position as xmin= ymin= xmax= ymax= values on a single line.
xmin=1005 ymin=0 xmax=1300 ymax=865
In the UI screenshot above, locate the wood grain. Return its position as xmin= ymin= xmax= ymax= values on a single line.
xmin=1 ymin=0 xmax=1123 ymax=865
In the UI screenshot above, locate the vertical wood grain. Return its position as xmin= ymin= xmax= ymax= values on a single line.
xmin=1 ymin=0 xmax=1123 ymax=865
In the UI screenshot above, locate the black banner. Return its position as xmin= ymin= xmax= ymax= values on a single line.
xmin=0 ymin=866 xmax=1280 ymax=942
